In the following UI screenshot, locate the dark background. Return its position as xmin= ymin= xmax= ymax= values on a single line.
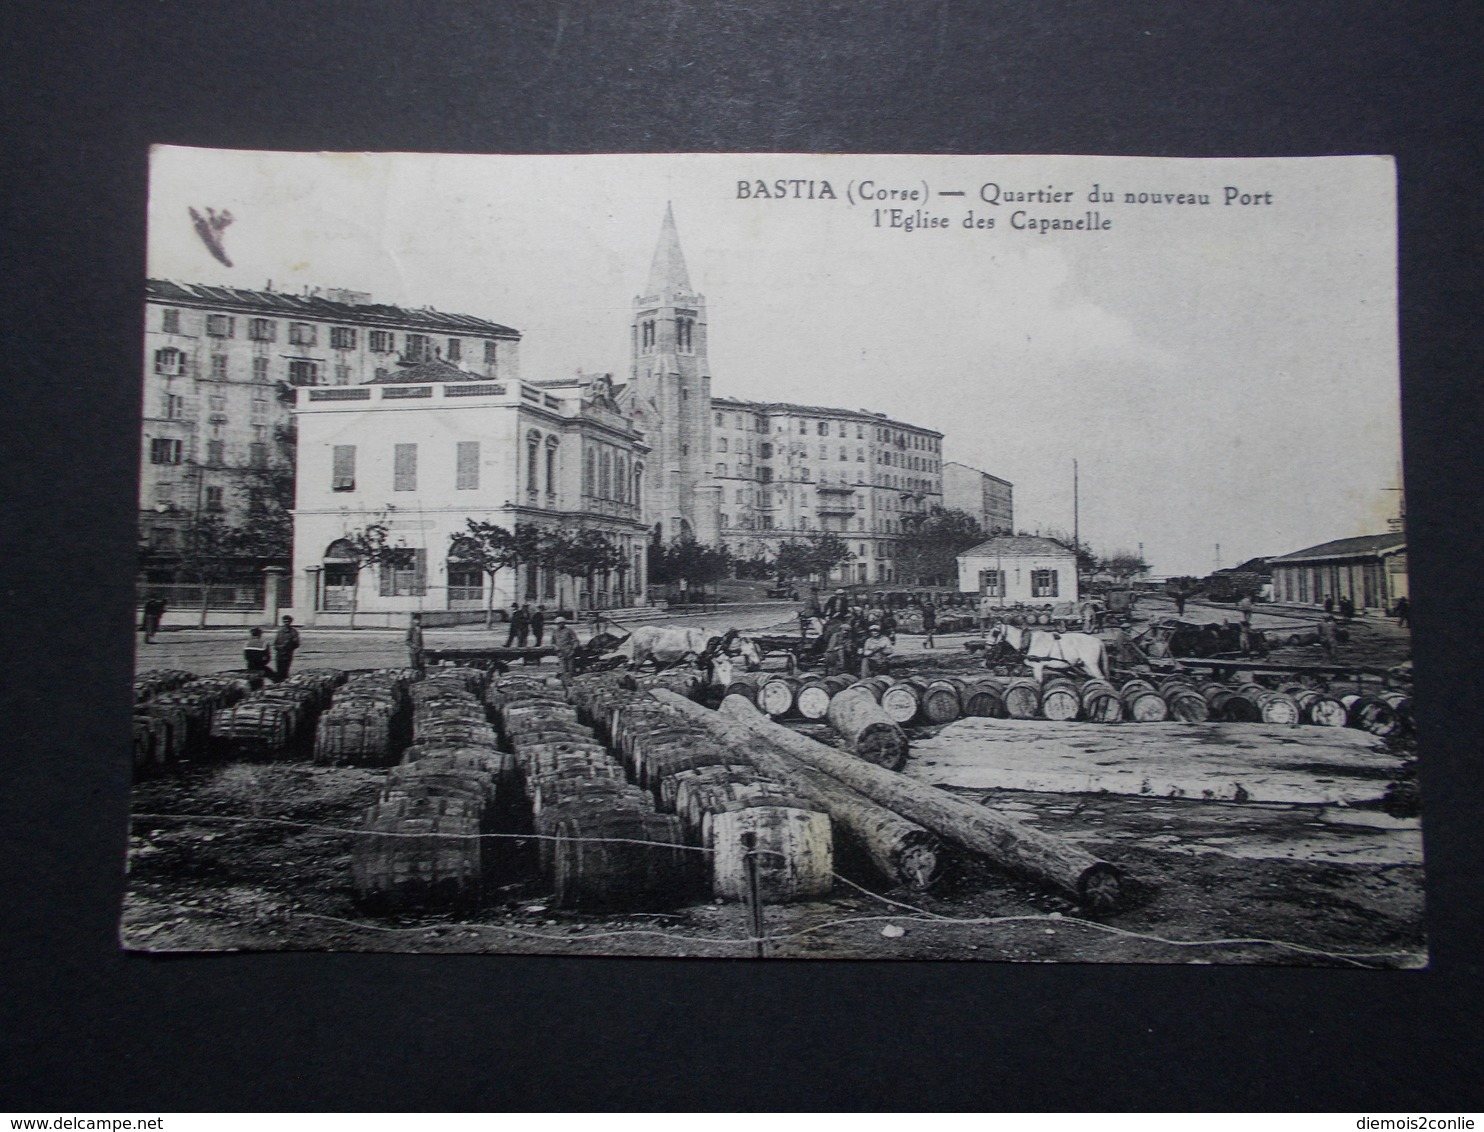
xmin=2 ymin=0 xmax=1480 ymax=1111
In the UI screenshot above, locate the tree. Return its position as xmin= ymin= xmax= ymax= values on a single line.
xmin=550 ymin=528 xmax=627 ymax=610
xmin=649 ymin=534 xmax=732 ymax=604
xmin=233 ymin=463 xmax=295 ymax=564
xmin=775 ymin=541 xmax=814 ymax=585
xmin=1041 ymin=528 xmax=1100 ymax=578
xmin=178 ymin=511 xmax=240 ymax=627
xmin=455 ymin=520 xmax=520 ymax=628
xmin=804 ymin=530 xmax=855 ymax=587
xmin=1099 ymin=549 xmax=1150 ymax=583
xmin=895 ymin=507 xmax=985 ymax=587
xmin=339 ymin=521 xmax=417 ymax=628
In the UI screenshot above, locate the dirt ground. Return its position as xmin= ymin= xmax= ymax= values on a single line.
xmin=124 ymin=598 xmax=1424 ymax=966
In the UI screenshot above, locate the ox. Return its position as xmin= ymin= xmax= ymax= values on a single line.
xmin=985 ymin=623 xmax=1109 ymax=683
xmin=600 ymin=625 xmax=762 ymax=676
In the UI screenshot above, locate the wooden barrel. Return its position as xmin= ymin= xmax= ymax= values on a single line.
xmin=758 ymin=676 xmax=799 ymax=719
xmin=1240 ymin=687 xmax=1300 ymax=725
xmin=723 ymin=673 xmax=764 ymax=704
xmin=909 ymin=678 xmax=962 ymax=724
xmin=1201 ymin=683 xmax=1260 ymax=722
xmin=1119 ymin=679 xmax=1169 ymax=722
xmin=1291 ymin=689 xmax=1348 ymax=728
xmin=532 ymin=769 xmax=634 ymax=815
xmin=1376 ymin=690 xmax=1413 ymax=724
xmin=1342 ymin=695 xmax=1402 ymax=736
xmin=634 ymin=733 xmax=739 ymax=791
xmin=794 ymin=678 xmax=834 ymax=721
xmin=1040 ymin=677 xmax=1082 ymax=722
xmin=879 ymin=681 xmax=921 ymax=724
xmin=1160 ymin=683 xmax=1211 ymax=722
xmin=550 ymin=807 xmax=697 ymax=911
xmin=823 ymin=675 xmax=858 ymax=697
xmin=661 ymin=764 xmax=762 ymax=816
xmin=852 ymin=676 xmax=891 ymax=703
xmin=958 ymin=678 xmax=1008 ymax=719
xmin=352 ymin=794 xmax=484 ymax=911
xmin=1079 ymin=678 xmax=1123 ymax=723
xmin=708 ymin=805 xmax=834 ymax=903
xmin=678 ymin=778 xmax=802 ymax=841
xmin=1002 ymin=677 xmax=1042 ymax=720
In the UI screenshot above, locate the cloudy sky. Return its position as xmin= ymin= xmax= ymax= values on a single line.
xmin=148 ymin=148 xmax=1401 ymax=577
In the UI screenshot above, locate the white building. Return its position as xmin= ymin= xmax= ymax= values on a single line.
xmin=291 ymin=362 xmax=648 ymax=625
xmin=957 ymin=535 xmax=1079 ymax=605
xmin=943 ymin=461 xmax=1014 ymax=535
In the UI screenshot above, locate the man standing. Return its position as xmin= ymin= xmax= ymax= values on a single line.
xmin=1339 ymin=594 xmax=1355 ymax=622
xmin=1318 ymin=613 xmax=1340 ymax=662
xmin=531 ymin=605 xmax=547 ymax=646
xmin=798 ymin=589 xmax=822 ymax=641
xmin=861 ymin=624 xmax=893 ymax=677
xmin=504 ymin=602 xmax=527 ymax=648
xmin=243 ymin=628 xmax=271 ymax=676
xmin=1238 ymin=593 xmax=1254 ymax=629
xmin=406 ymin=612 xmax=425 ymax=673
xmin=551 ymin=616 xmax=580 ymax=677
xmin=921 ymin=599 xmax=937 ymax=649
xmin=823 ymin=588 xmax=849 ymax=621
xmin=142 ymin=595 xmax=166 ymax=643
xmin=272 ymin=615 xmax=300 ymax=682
xmin=1394 ymin=595 xmax=1410 ymax=627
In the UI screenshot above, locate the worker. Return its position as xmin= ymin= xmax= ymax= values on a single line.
xmin=551 ymin=616 xmax=580 ymax=677
xmin=1318 ymin=613 xmax=1339 ymax=661
xmin=406 ymin=612 xmax=425 ymax=673
xmin=823 ymin=588 xmax=850 ymax=620
xmin=921 ymin=599 xmax=937 ymax=649
xmin=861 ymin=624 xmax=893 ymax=677
xmin=243 ymin=627 xmax=272 ymax=676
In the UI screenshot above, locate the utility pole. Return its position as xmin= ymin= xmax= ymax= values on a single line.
xmin=1072 ymin=459 xmax=1080 ymax=558
xmin=1215 ymin=542 xmax=1222 ymax=572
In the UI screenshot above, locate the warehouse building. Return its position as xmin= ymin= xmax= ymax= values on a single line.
xmin=1268 ymin=533 xmax=1407 ymax=611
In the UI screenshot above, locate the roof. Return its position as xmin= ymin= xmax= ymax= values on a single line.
xmin=958 ymin=535 xmax=1076 ymax=559
xmin=1270 ymin=533 xmax=1406 ymax=563
xmin=645 ymin=203 xmax=693 ymax=296
xmin=711 ymin=396 xmax=942 ymax=436
xmin=944 ymin=460 xmax=1013 ymax=486
xmin=363 ymin=358 xmax=485 ymax=384
xmin=145 ymin=280 xmax=519 ymax=338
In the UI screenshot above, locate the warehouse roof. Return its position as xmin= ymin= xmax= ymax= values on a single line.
xmin=145 ymin=279 xmax=520 ymax=337
xmin=1269 ymin=533 xmax=1406 ymax=563
xmin=958 ymin=535 xmax=1075 ymax=559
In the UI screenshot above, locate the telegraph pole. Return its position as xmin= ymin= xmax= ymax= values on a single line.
xmin=1072 ymin=459 xmax=1080 ymax=557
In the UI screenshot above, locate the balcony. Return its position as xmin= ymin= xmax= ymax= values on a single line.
xmin=579 ymin=496 xmax=641 ymax=521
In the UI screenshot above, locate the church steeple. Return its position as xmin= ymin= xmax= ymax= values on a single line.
xmin=645 ymin=202 xmax=692 ymax=298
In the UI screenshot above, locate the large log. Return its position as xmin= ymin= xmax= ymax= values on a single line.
xmin=650 ymin=690 xmax=940 ymax=889
xmin=825 ymin=686 xmax=910 ymax=771
xmin=711 ymin=693 xmax=1122 ymax=909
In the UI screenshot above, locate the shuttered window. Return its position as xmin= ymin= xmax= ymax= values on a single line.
xmin=455 ymin=441 xmax=479 ymax=490
xmin=1031 ymin=569 xmax=1059 ymax=598
xmin=379 ymin=548 xmax=427 ymax=596
xmin=980 ymin=569 xmax=1005 ymax=596
xmin=393 ymin=443 xmax=417 ymax=491
xmin=332 ymin=445 xmax=356 ymax=491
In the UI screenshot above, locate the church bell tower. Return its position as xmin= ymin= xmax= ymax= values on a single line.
xmin=624 ymin=204 xmax=721 ymax=545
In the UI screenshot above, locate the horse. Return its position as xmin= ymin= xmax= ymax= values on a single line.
xmin=984 ymin=622 xmax=1109 ymax=683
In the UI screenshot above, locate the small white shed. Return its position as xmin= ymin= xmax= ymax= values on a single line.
xmin=957 ymin=535 xmax=1079 ymax=605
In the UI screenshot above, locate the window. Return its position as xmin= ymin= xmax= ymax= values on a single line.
xmin=332 ymin=445 xmax=356 ymax=491
xmin=1031 ymin=569 xmax=1060 ymax=598
xmin=153 ymin=481 xmax=173 ymax=505
xmin=677 ymin=317 xmax=693 ymax=351
xmin=330 ymin=326 xmax=356 ymax=350
xmin=208 ymin=393 xmax=227 ymax=412
xmin=641 ymin=320 xmax=656 ymax=349
xmin=600 ymin=450 xmax=612 ymax=498
xmin=252 ymin=357 xmax=269 ymax=382
xmin=980 ymin=569 xmax=1005 ymax=596
xmin=817 ymin=421 xmax=828 ymax=435
xmin=546 ymin=441 xmax=558 ymax=496
xmin=839 ymin=446 xmax=848 ymax=461
xmin=249 ymin=442 xmax=267 ymax=468
xmin=379 ymin=548 xmax=427 ymax=596
xmin=288 ymin=322 xmax=316 ymax=346
xmin=718 ymin=437 xmax=728 ymax=453
xmin=205 ymin=439 xmax=225 ymax=465
xmin=758 ymin=466 xmax=773 ymax=483
xmin=584 ymin=449 xmax=596 ymax=497
xmin=483 ymin=340 xmax=498 ymax=364
xmin=761 ymin=515 xmax=774 ymax=530
xmin=154 ymin=348 xmax=186 ymax=376
xmin=248 ymin=318 xmax=276 ymax=342
xmin=820 ymin=445 xmax=828 ymax=460
xmin=720 ymin=514 xmax=729 ymax=528
xmin=204 ymin=486 xmax=224 ymax=511
xmin=206 ymin=314 xmax=234 ymax=338
xmin=150 ymin=438 xmax=182 ymax=465
xmin=715 ymin=412 xmax=724 ymax=426
xmin=161 ymin=308 xmax=180 ymax=334
xmin=163 ymin=394 xmax=184 ymax=420
xmin=404 ymin=333 xmax=431 ymax=362
xmin=857 ymin=425 xmax=864 ymax=439
xmin=206 ymin=353 xmax=226 ymax=380
xmin=760 ymin=442 xmax=772 ymax=459
xmin=393 ymin=443 xmax=417 ymax=491
xmin=857 ymin=447 xmax=865 ymax=462
xmin=454 ymin=441 xmax=479 ymax=490
xmin=446 ymin=338 xmax=461 ymax=361
xmin=370 ymin=330 xmax=395 ymax=353
xmin=716 ymin=463 xmax=727 ymax=477
xmin=251 ymin=392 xmax=267 ymax=420
xmin=288 ymin=359 xmax=320 ymax=386
xmin=334 ymin=364 xmax=350 ymax=386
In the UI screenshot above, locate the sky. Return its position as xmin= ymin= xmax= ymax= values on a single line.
xmin=147 ymin=148 xmax=1402 ymax=577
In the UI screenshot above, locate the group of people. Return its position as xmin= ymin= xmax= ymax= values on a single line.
xmin=405 ymin=609 xmax=581 ymax=674
xmin=797 ymin=588 xmax=903 ymax=677
xmin=502 ymin=603 xmax=550 ymax=648
xmin=242 ymin=616 xmax=301 ymax=682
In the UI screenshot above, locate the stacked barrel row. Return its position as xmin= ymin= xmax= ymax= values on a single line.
xmin=133 ymin=673 xmax=257 ymax=773
xmin=313 ymin=668 xmax=420 ymax=766
xmin=353 ymin=667 xmax=514 ymax=911
xmin=568 ymin=674 xmax=835 ymax=903
xmin=494 ymin=673 xmax=696 ymax=911
xmin=208 ymin=669 xmax=346 ymax=756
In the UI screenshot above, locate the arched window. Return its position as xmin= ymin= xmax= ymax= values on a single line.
xmin=600 ymin=449 xmax=612 ymax=499
xmin=632 ymin=462 xmax=643 ymax=505
xmin=584 ymin=449 xmax=597 ymax=497
xmin=545 ymin=435 xmax=559 ymax=496
xmin=615 ymin=454 xmax=628 ymax=502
